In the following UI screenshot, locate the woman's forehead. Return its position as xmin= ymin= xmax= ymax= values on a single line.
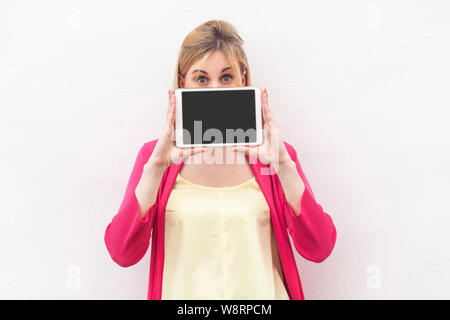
xmin=189 ymin=51 xmax=236 ymax=74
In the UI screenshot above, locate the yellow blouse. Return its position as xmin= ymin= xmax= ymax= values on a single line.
xmin=161 ymin=173 xmax=290 ymax=300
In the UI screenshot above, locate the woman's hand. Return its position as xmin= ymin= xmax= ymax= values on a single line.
xmin=145 ymin=89 xmax=206 ymax=170
xmin=232 ymin=88 xmax=293 ymax=168
xmin=233 ymin=88 xmax=304 ymax=215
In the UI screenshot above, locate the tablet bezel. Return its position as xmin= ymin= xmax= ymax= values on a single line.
xmin=175 ymin=86 xmax=263 ymax=148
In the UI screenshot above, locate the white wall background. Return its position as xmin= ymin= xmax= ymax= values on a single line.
xmin=1 ymin=0 xmax=449 ymax=299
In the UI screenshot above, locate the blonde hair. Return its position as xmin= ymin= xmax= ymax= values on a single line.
xmin=172 ymin=19 xmax=252 ymax=90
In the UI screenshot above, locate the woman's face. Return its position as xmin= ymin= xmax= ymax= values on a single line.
xmin=179 ymin=50 xmax=246 ymax=88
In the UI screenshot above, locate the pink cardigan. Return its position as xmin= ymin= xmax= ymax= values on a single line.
xmin=104 ymin=139 xmax=337 ymax=300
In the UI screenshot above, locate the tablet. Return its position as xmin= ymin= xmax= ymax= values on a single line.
xmin=175 ymin=86 xmax=262 ymax=148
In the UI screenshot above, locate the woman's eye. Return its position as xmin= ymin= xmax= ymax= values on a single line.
xmin=197 ymin=76 xmax=207 ymax=84
xmin=223 ymin=74 xmax=232 ymax=82
xmin=196 ymin=74 xmax=233 ymax=84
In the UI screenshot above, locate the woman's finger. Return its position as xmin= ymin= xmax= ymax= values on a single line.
xmin=189 ymin=147 xmax=207 ymax=156
xmin=179 ymin=147 xmax=206 ymax=162
xmin=165 ymin=90 xmax=172 ymax=121
xmin=261 ymin=90 xmax=273 ymax=129
xmin=163 ymin=90 xmax=176 ymax=136
xmin=166 ymin=89 xmax=172 ymax=119
xmin=261 ymin=89 xmax=266 ymax=128
xmin=232 ymin=146 xmax=249 ymax=156
xmin=232 ymin=145 xmax=258 ymax=158
xmin=168 ymin=94 xmax=176 ymax=125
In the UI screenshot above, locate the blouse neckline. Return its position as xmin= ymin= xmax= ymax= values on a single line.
xmin=176 ymin=173 xmax=256 ymax=191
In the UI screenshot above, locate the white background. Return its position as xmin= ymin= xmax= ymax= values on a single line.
xmin=1 ymin=0 xmax=449 ymax=299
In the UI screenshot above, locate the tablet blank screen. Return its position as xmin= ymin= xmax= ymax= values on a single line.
xmin=181 ymin=89 xmax=256 ymax=145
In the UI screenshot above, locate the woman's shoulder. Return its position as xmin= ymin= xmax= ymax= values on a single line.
xmin=136 ymin=138 xmax=158 ymax=159
xmin=143 ymin=138 xmax=158 ymax=150
xmin=282 ymin=140 xmax=298 ymax=161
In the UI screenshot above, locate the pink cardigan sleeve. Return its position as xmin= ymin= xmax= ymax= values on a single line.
xmin=104 ymin=142 xmax=159 ymax=267
xmin=282 ymin=142 xmax=337 ymax=263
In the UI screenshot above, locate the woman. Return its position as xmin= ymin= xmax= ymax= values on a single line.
xmin=104 ymin=19 xmax=337 ymax=300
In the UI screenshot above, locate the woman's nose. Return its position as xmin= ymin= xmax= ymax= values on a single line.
xmin=208 ymin=81 xmax=222 ymax=88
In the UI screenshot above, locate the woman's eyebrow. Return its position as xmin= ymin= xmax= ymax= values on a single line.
xmin=192 ymin=66 xmax=232 ymax=75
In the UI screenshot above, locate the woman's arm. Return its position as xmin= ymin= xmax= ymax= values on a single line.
xmin=136 ymin=161 xmax=166 ymax=220
xmin=104 ymin=141 xmax=163 ymax=267
xmin=105 ymin=90 xmax=206 ymax=267
xmin=277 ymin=142 xmax=337 ymax=263
xmin=277 ymin=159 xmax=304 ymax=216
